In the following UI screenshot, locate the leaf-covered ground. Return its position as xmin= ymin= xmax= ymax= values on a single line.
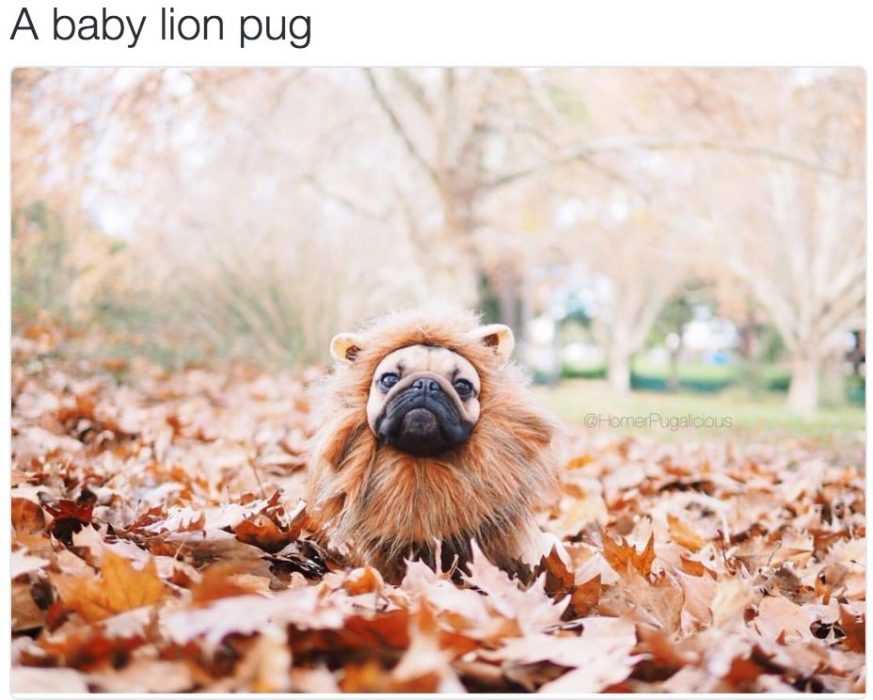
xmin=10 ymin=336 xmax=866 ymax=693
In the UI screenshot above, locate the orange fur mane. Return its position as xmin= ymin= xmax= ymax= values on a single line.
xmin=306 ymin=309 xmax=559 ymax=579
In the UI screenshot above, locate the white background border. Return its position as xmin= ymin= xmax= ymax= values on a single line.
xmin=2 ymin=0 xmax=870 ymax=697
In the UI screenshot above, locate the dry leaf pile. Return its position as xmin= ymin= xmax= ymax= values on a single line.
xmin=10 ymin=339 xmax=866 ymax=693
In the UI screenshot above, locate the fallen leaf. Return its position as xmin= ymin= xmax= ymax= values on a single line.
xmin=600 ymin=568 xmax=685 ymax=634
xmin=390 ymin=601 xmax=465 ymax=693
xmin=11 ymin=497 xmax=46 ymax=534
xmin=41 ymin=492 xmax=96 ymax=544
xmin=234 ymin=514 xmax=293 ymax=553
xmin=754 ymin=595 xmax=815 ymax=643
xmin=53 ymin=551 xmax=165 ymax=622
xmin=567 ymin=574 xmax=601 ymax=619
xmin=602 ymin=532 xmax=656 ymax=577
xmin=12 ymin=581 xmax=45 ymax=632
xmin=464 ymin=541 xmax=566 ymax=633
xmin=667 ymin=513 xmax=706 ymax=551
xmin=839 ymin=606 xmax=865 ymax=653
xmin=711 ymin=577 xmax=758 ymax=629
xmin=7 ymin=334 xmax=867 ymax=693
xmin=500 ymin=617 xmax=639 ymax=693
xmin=229 ymin=628 xmax=292 ymax=692
xmin=343 ymin=566 xmax=384 ymax=596
xmin=538 ymin=546 xmax=574 ymax=600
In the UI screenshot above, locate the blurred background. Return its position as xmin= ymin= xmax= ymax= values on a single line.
xmin=11 ymin=68 xmax=866 ymax=439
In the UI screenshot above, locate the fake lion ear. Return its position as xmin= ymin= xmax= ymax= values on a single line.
xmin=471 ymin=323 xmax=515 ymax=367
xmin=330 ymin=333 xmax=364 ymax=364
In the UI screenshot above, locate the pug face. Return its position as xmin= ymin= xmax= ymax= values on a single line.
xmin=366 ymin=345 xmax=481 ymax=456
xmin=329 ymin=322 xmax=515 ymax=457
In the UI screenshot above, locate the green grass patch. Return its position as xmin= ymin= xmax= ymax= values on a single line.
xmin=561 ymin=364 xmax=607 ymax=380
xmin=562 ymin=360 xmax=796 ymax=395
xmin=535 ymin=379 xmax=865 ymax=443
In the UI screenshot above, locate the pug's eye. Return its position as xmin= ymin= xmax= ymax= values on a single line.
xmin=453 ymin=379 xmax=474 ymax=399
xmin=379 ymin=372 xmax=400 ymax=391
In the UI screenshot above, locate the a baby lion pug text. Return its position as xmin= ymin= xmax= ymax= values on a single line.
xmin=306 ymin=309 xmax=562 ymax=582
xmin=31 ymin=8 xmax=311 ymax=49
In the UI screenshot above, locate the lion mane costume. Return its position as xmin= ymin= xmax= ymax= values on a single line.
xmin=306 ymin=308 xmax=560 ymax=581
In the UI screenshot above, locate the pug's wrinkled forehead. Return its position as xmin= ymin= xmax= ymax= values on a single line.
xmin=365 ymin=344 xmax=482 ymax=432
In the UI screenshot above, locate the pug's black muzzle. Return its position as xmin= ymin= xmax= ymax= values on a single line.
xmin=375 ymin=378 xmax=473 ymax=456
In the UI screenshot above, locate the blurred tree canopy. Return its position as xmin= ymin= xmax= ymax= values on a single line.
xmin=11 ymin=68 xmax=865 ymax=413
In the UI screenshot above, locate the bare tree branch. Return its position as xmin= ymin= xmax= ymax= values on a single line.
xmin=626 ymin=137 xmax=855 ymax=178
xmin=482 ymin=136 xmax=857 ymax=193
xmin=300 ymin=174 xmax=391 ymax=222
xmin=392 ymin=68 xmax=436 ymax=120
xmin=363 ymin=68 xmax=440 ymax=188
xmin=483 ymin=149 xmax=649 ymax=201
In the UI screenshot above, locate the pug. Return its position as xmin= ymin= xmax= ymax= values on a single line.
xmin=307 ymin=308 xmax=561 ymax=581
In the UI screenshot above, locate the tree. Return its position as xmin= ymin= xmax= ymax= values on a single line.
xmin=11 ymin=68 xmax=445 ymax=363
xmin=362 ymin=68 xmax=565 ymax=328
xmin=360 ymin=68 xmax=684 ymax=331
xmin=728 ymin=170 xmax=864 ymax=414
xmin=706 ymin=70 xmax=866 ymax=414
xmin=13 ymin=68 xmax=863 ymax=385
xmin=648 ymin=281 xmax=712 ymax=390
xmin=573 ymin=209 xmax=689 ymax=393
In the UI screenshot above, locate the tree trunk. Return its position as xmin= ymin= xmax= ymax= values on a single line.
xmin=788 ymin=355 xmax=819 ymax=415
xmin=608 ymin=347 xmax=631 ymax=394
xmin=495 ymin=276 xmax=520 ymax=329
xmin=667 ymin=350 xmax=680 ymax=391
xmin=667 ymin=335 xmax=682 ymax=392
xmin=485 ymin=264 xmax=524 ymax=331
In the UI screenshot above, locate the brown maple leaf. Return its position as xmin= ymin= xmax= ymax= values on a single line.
xmin=679 ymin=555 xmax=716 ymax=578
xmin=838 ymin=606 xmax=865 ymax=653
xmin=343 ymin=566 xmax=385 ymax=595
xmin=11 ymin=497 xmax=46 ymax=534
xmin=567 ymin=574 xmax=602 ymax=619
xmin=234 ymin=514 xmax=293 ymax=553
xmin=667 ymin=513 xmax=706 ymax=551
xmin=600 ymin=568 xmax=684 ymax=634
xmin=602 ymin=531 xmax=656 ymax=577
xmin=190 ymin=561 xmax=268 ymax=606
xmin=53 ymin=551 xmax=165 ymax=622
xmin=538 ymin=546 xmax=574 ymax=601
xmin=40 ymin=491 xmax=96 ymax=545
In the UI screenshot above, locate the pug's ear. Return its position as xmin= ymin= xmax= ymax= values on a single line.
xmin=470 ymin=324 xmax=515 ymax=367
xmin=330 ymin=333 xmax=365 ymax=364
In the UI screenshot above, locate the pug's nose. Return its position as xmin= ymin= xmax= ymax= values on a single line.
xmin=413 ymin=378 xmax=441 ymax=393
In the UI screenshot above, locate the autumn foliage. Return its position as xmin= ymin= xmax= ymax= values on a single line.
xmin=10 ymin=337 xmax=866 ymax=693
